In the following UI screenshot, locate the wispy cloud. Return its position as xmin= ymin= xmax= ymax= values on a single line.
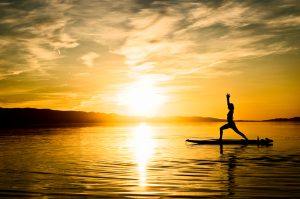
xmin=2 ymin=0 xmax=298 ymax=79
xmin=115 ymin=0 xmax=300 ymax=80
xmin=0 ymin=0 xmax=77 ymax=77
xmin=81 ymin=52 xmax=99 ymax=67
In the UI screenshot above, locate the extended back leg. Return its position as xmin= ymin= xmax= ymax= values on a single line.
xmin=232 ymin=126 xmax=248 ymax=140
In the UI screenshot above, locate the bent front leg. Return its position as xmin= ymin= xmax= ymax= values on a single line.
xmin=220 ymin=124 xmax=230 ymax=141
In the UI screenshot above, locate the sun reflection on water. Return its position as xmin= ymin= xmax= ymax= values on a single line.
xmin=131 ymin=123 xmax=155 ymax=187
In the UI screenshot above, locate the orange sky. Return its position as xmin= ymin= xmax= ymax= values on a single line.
xmin=0 ymin=0 xmax=299 ymax=120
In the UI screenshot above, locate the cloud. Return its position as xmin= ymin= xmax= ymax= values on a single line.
xmin=267 ymin=15 xmax=300 ymax=28
xmin=111 ymin=0 xmax=300 ymax=81
xmin=2 ymin=0 xmax=298 ymax=80
xmin=80 ymin=52 xmax=99 ymax=67
xmin=0 ymin=0 xmax=78 ymax=78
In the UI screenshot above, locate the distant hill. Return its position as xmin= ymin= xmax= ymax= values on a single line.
xmin=263 ymin=117 xmax=300 ymax=122
xmin=0 ymin=108 xmax=130 ymax=127
xmin=0 ymin=108 xmax=298 ymax=127
xmin=145 ymin=116 xmax=226 ymax=123
xmin=0 ymin=108 xmax=223 ymax=127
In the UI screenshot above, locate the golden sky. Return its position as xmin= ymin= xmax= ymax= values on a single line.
xmin=0 ymin=0 xmax=299 ymax=119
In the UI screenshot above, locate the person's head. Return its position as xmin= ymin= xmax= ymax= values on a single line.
xmin=229 ymin=103 xmax=234 ymax=110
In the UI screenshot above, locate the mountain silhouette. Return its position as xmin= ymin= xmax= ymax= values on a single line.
xmin=0 ymin=108 xmax=298 ymax=127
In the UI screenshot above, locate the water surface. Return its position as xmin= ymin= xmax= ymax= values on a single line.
xmin=0 ymin=122 xmax=300 ymax=198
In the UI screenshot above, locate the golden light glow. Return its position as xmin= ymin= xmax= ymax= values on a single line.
xmin=130 ymin=123 xmax=155 ymax=187
xmin=0 ymin=1 xmax=299 ymax=120
xmin=118 ymin=78 xmax=166 ymax=116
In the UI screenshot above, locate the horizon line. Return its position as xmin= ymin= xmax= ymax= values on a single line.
xmin=0 ymin=107 xmax=299 ymax=122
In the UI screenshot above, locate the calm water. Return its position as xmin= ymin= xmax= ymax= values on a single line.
xmin=0 ymin=122 xmax=300 ymax=198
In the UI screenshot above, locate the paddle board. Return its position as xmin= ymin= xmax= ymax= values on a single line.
xmin=186 ymin=138 xmax=273 ymax=146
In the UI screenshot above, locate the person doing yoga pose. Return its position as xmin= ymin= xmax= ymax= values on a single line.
xmin=219 ymin=94 xmax=248 ymax=141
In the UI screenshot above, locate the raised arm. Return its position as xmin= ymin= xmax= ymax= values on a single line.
xmin=226 ymin=93 xmax=230 ymax=107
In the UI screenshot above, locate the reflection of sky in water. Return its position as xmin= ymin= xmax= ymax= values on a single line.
xmin=131 ymin=123 xmax=155 ymax=187
xmin=0 ymin=123 xmax=300 ymax=198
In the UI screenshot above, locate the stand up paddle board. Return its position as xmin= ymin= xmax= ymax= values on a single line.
xmin=186 ymin=138 xmax=273 ymax=146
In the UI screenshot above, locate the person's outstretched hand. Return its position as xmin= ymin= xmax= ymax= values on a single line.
xmin=226 ymin=93 xmax=230 ymax=98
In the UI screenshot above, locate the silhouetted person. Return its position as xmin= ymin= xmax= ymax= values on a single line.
xmin=219 ymin=94 xmax=248 ymax=141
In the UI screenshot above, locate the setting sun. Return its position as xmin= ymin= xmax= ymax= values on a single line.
xmin=117 ymin=78 xmax=166 ymax=116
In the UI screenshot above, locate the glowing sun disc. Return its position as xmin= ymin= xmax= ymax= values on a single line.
xmin=118 ymin=79 xmax=166 ymax=116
